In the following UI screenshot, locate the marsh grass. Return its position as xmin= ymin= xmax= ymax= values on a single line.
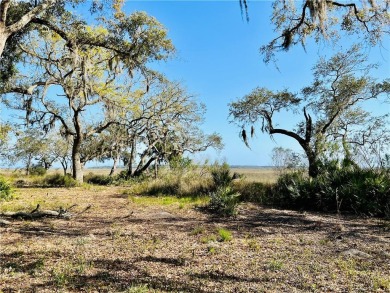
xmin=231 ymin=167 xmax=279 ymax=183
xmin=122 ymin=168 xmax=213 ymax=197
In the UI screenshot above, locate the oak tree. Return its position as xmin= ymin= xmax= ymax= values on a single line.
xmin=229 ymin=46 xmax=390 ymax=177
xmin=5 ymin=12 xmax=174 ymax=182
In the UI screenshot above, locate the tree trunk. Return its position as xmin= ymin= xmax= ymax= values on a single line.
xmin=109 ymin=152 xmax=120 ymax=177
xmin=306 ymin=151 xmax=320 ymax=178
xmin=126 ymin=137 xmax=136 ymax=177
xmin=0 ymin=25 xmax=10 ymax=57
xmin=25 ymin=154 xmax=32 ymax=176
xmin=132 ymin=157 xmax=156 ymax=177
xmin=72 ymin=136 xmax=83 ymax=183
xmin=154 ymin=157 xmax=158 ymax=179
xmin=60 ymin=161 xmax=68 ymax=176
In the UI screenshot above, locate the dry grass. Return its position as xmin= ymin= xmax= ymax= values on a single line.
xmin=1 ymin=185 xmax=389 ymax=292
xmin=231 ymin=167 xmax=280 ymax=183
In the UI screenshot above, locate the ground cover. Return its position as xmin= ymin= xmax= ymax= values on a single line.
xmin=0 ymin=185 xmax=389 ymax=292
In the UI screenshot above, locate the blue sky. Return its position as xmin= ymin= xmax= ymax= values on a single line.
xmin=2 ymin=1 xmax=388 ymax=168
xmin=120 ymin=1 xmax=390 ymax=166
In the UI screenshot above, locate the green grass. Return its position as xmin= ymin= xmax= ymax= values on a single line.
xmin=200 ymin=234 xmax=217 ymax=244
xmin=217 ymin=228 xmax=233 ymax=242
xmin=268 ymin=259 xmax=284 ymax=271
xmin=126 ymin=284 xmax=155 ymax=293
xmin=127 ymin=195 xmax=209 ymax=207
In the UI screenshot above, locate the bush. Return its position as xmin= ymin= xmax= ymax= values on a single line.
xmin=233 ymin=180 xmax=272 ymax=204
xmin=29 ymin=165 xmax=47 ymax=176
xmin=0 ymin=176 xmax=13 ymax=200
xmin=270 ymin=167 xmax=390 ymax=217
xmin=271 ymin=171 xmax=311 ymax=209
xmin=169 ymin=156 xmax=193 ymax=170
xmin=208 ymin=186 xmax=240 ymax=217
xmin=43 ymin=174 xmax=78 ymax=187
xmin=84 ymin=173 xmax=113 ymax=185
xmin=210 ymin=162 xmax=233 ymax=188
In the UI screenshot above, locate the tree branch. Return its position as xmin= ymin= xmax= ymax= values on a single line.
xmin=7 ymin=0 xmax=57 ymax=34
xmin=328 ymin=1 xmax=370 ymax=33
xmin=0 ymin=0 xmax=11 ymax=23
xmin=270 ymin=127 xmax=306 ymax=146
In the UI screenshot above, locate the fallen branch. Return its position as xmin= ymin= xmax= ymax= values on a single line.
xmin=0 ymin=203 xmax=90 ymax=221
xmin=0 ymin=219 xmax=11 ymax=226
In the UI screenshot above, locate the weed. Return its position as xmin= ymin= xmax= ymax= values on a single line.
xmin=128 ymin=195 xmax=208 ymax=208
xmin=30 ymin=166 xmax=47 ymax=176
xmin=217 ymin=228 xmax=233 ymax=242
xmin=84 ymin=173 xmax=113 ymax=185
xmin=200 ymin=234 xmax=217 ymax=244
xmin=208 ymin=186 xmax=240 ymax=217
xmin=372 ymin=275 xmax=390 ymax=291
xmin=207 ymin=246 xmax=217 ymax=254
xmin=51 ymin=266 xmax=73 ymax=288
xmin=74 ymin=255 xmax=92 ymax=274
xmin=126 ymin=283 xmax=154 ymax=293
xmin=123 ymin=168 xmax=213 ymax=197
xmin=246 ymin=239 xmax=261 ymax=251
xmin=233 ymin=180 xmax=271 ymax=204
xmin=190 ymin=226 xmax=205 ymax=236
xmin=319 ymin=238 xmax=331 ymax=246
xmin=42 ymin=174 xmax=78 ymax=187
xmin=268 ymin=259 xmax=284 ymax=271
xmin=29 ymin=258 xmax=45 ymax=276
xmin=75 ymin=237 xmax=90 ymax=246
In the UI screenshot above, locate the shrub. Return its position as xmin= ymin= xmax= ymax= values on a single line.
xmin=210 ymin=162 xmax=233 ymax=188
xmin=233 ymin=181 xmax=271 ymax=204
xmin=43 ymin=174 xmax=78 ymax=187
xmin=208 ymin=186 xmax=240 ymax=217
xmin=84 ymin=173 xmax=113 ymax=185
xmin=29 ymin=165 xmax=47 ymax=176
xmin=270 ymin=167 xmax=390 ymax=217
xmin=271 ymin=171 xmax=309 ymax=208
xmin=169 ymin=156 xmax=193 ymax=170
xmin=0 ymin=176 xmax=13 ymax=200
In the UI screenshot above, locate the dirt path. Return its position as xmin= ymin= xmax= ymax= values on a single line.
xmin=0 ymin=187 xmax=389 ymax=292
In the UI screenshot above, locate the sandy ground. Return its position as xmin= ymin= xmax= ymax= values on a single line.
xmin=0 ymin=186 xmax=389 ymax=292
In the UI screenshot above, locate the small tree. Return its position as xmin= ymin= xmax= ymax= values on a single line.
xmin=10 ymin=128 xmax=46 ymax=175
xmin=125 ymin=81 xmax=223 ymax=178
xmin=271 ymin=147 xmax=305 ymax=174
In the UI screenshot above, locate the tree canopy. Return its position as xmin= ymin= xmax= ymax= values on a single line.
xmin=3 ymin=8 xmax=175 ymax=182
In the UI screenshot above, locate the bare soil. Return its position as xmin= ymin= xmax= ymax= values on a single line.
xmin=0 ymin=186 xmax=389 ymax=292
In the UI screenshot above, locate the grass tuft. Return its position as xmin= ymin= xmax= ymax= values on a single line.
xmin=217 ymin=228 xmax=233 ymax=242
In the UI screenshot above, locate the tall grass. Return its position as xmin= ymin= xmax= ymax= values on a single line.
xmin=123 ymin=167 xmax=213 ymax=197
